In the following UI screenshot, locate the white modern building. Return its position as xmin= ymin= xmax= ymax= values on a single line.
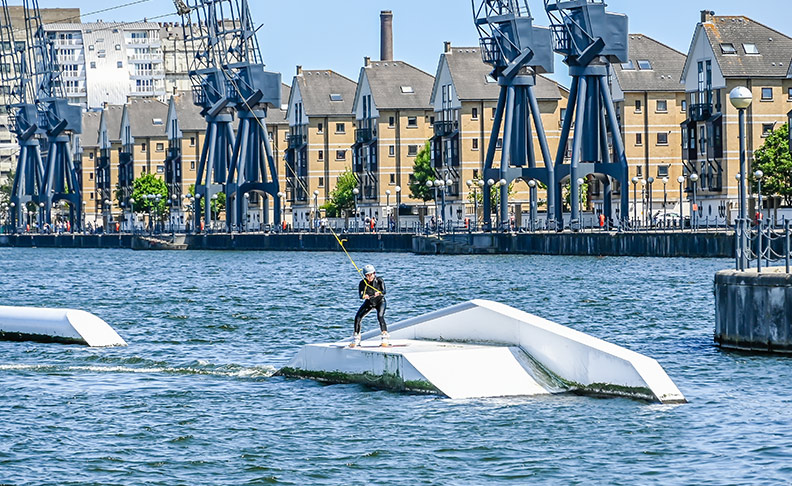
xmin=46 ymin=22 xmax=167 ymax=109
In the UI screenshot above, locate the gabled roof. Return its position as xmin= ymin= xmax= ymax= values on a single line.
xmin=432 ymin=47 xmax=565 ymax=102
xmin=80 ymin=111 xmax=102 ymax=149
xmin=699 ymin=16 xmax=792 ymax=78
xmin=611 ymin=34 xmax=686 ymax=92
xmin=359 ymin=61 xmax=434 ymax=110
xmin=125 ymin=99 xmax=169 ymax=139
xmin=172 ymin=94 xmax=207 ymax=132
xmin=292 ymin=70 xmax=357 ymax=117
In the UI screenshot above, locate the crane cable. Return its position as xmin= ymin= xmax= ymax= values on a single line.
xmin=216 ymin=64 xmax=382 ymax=295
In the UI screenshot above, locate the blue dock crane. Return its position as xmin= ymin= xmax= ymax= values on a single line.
xmin=544 ymin=0 xmax=630 ymax=229
xmin=473 ymin=0 xmax=557 ymax=232
xmin=175 ymin=0 xmax=282 ymax=232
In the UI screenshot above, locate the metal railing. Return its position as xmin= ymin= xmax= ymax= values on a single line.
xmin=735 ymin=219 xmax=791 ymax=273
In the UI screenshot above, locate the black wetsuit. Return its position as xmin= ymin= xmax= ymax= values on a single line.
xmin=354 ymin=276 xmax=387 ymax=334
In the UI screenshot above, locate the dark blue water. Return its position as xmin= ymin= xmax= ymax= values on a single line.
xmin=1 ymin=248 xmax=791 ymax=485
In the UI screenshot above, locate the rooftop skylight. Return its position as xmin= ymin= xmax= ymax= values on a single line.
xmin=720 ymin=43 xmax=737 ymax=54
xmin=743 ymin=43 xmax=759 ymax=54
xmin=400 ymin=86 xmax=414 ymax=94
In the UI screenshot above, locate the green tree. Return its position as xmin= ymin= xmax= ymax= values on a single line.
xmin=130 ymin=173 xmax=168 ymax=219
xmin=467 ymin=181 xmax=514 ymax=209
xmin=187 ymin=184 xmax=226 ymax=214
xmin=752 ymin=122 xmax=791 ymax=206
xmin=320 ymin=168 xmax=358 ymax=217
xmin=0 ymin=170 xmax=14 ymax=207
xmin=409 ymin=141 xmax=434 ymax=201
xmin=562 ymin=180 xmax=589 ymax=211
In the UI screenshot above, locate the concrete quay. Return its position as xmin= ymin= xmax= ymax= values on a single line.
xmin=0 ymin=231 xmax=736 ymax=257
xmin=715 ymin=268 xmax=792 ymax=353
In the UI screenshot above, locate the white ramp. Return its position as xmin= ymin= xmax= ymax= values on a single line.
xmin=0 ymin=306 xmax=127 ymax=347
xmin=282 ymin=300 xmax=686 ymax=403
xmin=403 ymin=346 xmax=550 ymax=399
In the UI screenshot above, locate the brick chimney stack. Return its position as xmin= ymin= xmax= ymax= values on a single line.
xmin=380 ymin=10 xmax=393 ymax=61
xmin=700 ymin=10 xmax=715 ymax=23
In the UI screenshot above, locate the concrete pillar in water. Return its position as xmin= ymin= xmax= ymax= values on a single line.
xmin=715 ymin=268 xmax=792 ymax=353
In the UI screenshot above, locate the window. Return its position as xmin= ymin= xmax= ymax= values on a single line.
xmin=762 ymin=123 xmax=774 ymax=137
xmin=97 ymin=50 xmax=106 ymax=58
xmin=190 ymin=137 xmax=195 ymax=146
xmin=318 ymin=150 xmax=324 ymax=161
xmin=400 ymin=86 xmax=414 ymax=94
xmin=329 ymin=93 xmax=343 ymax=101
xmin=388 ymin=116 xmax=395 ymax=127
xmin=141 ymin=143 xmax=147 ymax=152
xmin=152 ymin=118 xmax=163 ymax=126
xmin=656 ymin=100 xmax=667 ymax=112
xmin=637 ymin=60 xmax=652 ymax=70
xmin=388 ymin=145 xmax=395 ymax=156
xmin=657 ymin=133 xmax=668 ymax=145
xmin=89 ymin=172 xmax=94 ymax=180
xmin=115 ymin=44 xmax=121 ymax=51
xmin=89 ymin=153 xmax=94 ymax=160
xmin=407 ymin=116 xmax=417 ymax=127
xmin=88 ymin=45 xmax=95 ymax=51
xmin=389 ymin=173 xmax=396 ymax=185
xmin=788 ymin=87 xmax=792 ymax=100
xmin=621 ymin=60 xmax=635 ymax=70
xmin=117 ymin=61 xmax=123 ymax=68
xmin=407 ymin=145 xmax=418 ymax=156
xmin=335 ymin=123 xmax=345 ymax=133
xmin=471 ymin=107 xmax=478 ymax=120
xmin=636 ymin=166 xmax=643 ymax=177
xmin=317 ymin=123 xmax=323 ymax=133
xmin=90 ymin=192 xmax=94 ymax=200
xmin=761 ymin=88 xmax=773 ymax=101
xmin=491 ymin=107 xmax=496 ymax=119
xmin=657 ymin=165 xmax=669 ymax=178
xmin=335 ymin=149 xmax=346 ymax=160
xmin=720 ymin=43 xmax=737 ymax=54
xmin=681 ymin=99 xmax=687 ymax=112
xmin=743 ymin=43 xmax=759 ymax=55
xmin=90 ymin=62 xmax=96 ymax=69
xmin=318 ymin=177 xmax=325 ymax=187
xmin=190 ymin=161 xmax=195 ymax=170
xmin=156 ymin=143 xmax=164 ymax=152
xmin=635 ymin=100 xmax=642 ymax=113
xmin=472 ymin=139 xmax=479 ymax=150
xmin=635 ymin=133 xmax=642 ymax=145
xmin=496 ymin=138 xmax=503 ymax=149
xmin=485 ymin=74 xmax=496 ymax=84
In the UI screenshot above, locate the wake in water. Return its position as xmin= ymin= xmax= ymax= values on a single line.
xmin=0 ymin=359 xmax=277 ymax=379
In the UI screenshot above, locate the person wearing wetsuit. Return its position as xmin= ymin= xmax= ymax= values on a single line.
xmin=350 ymin=264 xmax=389 ymax=347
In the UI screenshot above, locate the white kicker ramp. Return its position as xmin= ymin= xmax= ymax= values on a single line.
xmin=283 ymin=300 xmax=686 ymax=403
xmin=0 ymin=306 xmax=127 ymax=347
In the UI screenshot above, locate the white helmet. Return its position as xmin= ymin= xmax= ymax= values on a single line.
xmin=363 ymin=264 xmax=376 ymax=275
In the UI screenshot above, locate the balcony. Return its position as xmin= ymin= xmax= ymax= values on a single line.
xmin=355 ymin=128 xmax=374 ymax=145
xmin=433 ymin=120 xmax=457 ymax=137
xmin=129 ymin=53 xmax=162 ymax=62
xmin=550 ymin=24 xmax=572 ymax=54
xmin=689 ymin=103 xmax=712 ymax=122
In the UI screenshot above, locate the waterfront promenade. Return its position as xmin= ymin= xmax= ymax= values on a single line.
xmin=0 ymin=230 xmax=737 ymax=258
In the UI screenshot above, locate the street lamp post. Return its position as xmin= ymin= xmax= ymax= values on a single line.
xmin=277 ymin=191 xmax=286 ymax=232
xmin=639 ymin=179 xmax=647 ymax=227
xmin=730 ymin=86 xmax=753 ymax=270
xmin=352 ymin=187 xmax=360 ymax=232
xmin=689 ymin=173 xmax=699 ymax=231
xmin=528 ymin=179 xmax=537 ymax=232
xmin=313 ymin=189 xmax=319 ymax=232
xmin=194 ymin=194 xmax=202 ymax=233
xmin=677 ymin=175 xmax=685 ymax=229
xmin=38 ymin=201 xmax=45 ymax=232
xmin=647 ymin=177 xmax=655 ymax=227
xmin=575 ymin=177 xmax=584 ymax=231
xmin=662 ymin=177 xmax=669 ymax=227
xmin=631 ymin=177 xmax=639 ymax=227
xmin=498 ymin=178 xmax=507 ymax=231
xmin=385 ymin=189 xmax=391 ymax=232
xmin=129 ymin=198 xmax=136 ymax=233
xmin=211 ymin=194 xmax=218 ymax=232
xmin=394 ymin=185 xmax=401 ymax=232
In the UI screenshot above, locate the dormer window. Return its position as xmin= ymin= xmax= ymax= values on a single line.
xmin=620 ymin=60 xmax=635 ymax=70
xmin=743 ymin=43 xmax=759 ymax=55
xmin=400 ymin=86 xmax=414 ymax=94
xmin=485 ymin=74 xmax=497 ymax=83
xmin=329 ymin=93 xmax=343 ymax=102
xmin=152 ymin=118 xmax=163 ymax=125
xmin=720 ymin=43 xmax=737 ymax=54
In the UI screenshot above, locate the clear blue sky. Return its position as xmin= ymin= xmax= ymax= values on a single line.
xmin=32 ymin=0 xmax=792 ymax=87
